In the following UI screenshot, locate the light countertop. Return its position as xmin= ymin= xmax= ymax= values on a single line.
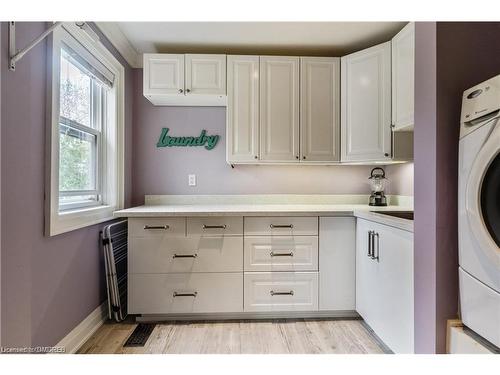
xmin=114 ymin=194 xmax=414 ymax=231
xmin=353 ymin=210 xmax=413 ymax=232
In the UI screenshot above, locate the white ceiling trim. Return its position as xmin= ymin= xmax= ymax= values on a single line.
xmin=95 ymin=22 xmax=142 ymax=68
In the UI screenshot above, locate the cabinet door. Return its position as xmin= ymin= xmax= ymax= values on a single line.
xmin=374 ymin=222 xmax=414 ymax=353
xmin=355 ymin=218 xmax=414 ymax=354
xmin=300 ymin=57 xmax=340 ymax=162
xmin=341 ymin=42 xmax=392 ymax=162
xmin=260 ymin=56 xmax=300 ymax=162
xmin=143 ymin=54 xmax=184 ymax=96
xmin=185 ymin=54 xmax=226 ymax=95
xmin=226 ymin=56 xmax=260 ymax=163
xmin=392 ymin=22 xmax=415 ymax=131
xmin=319 ymin=217 xmax=355 ymax=311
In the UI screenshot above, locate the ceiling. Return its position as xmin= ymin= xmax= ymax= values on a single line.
xmin=115 ymin=22 xmax=407 ymax=57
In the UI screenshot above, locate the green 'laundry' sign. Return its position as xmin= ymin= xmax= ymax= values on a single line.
xmin=156 ymin=128 xmax=219 ymax=150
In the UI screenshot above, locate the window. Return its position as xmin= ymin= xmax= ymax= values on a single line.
xmin=59 ymin=49 xmax=102 ymax=211
xmin=46 ymin=23 xmax=124 ymax=236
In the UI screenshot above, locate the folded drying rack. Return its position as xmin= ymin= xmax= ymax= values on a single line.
xmin=102 ymin=220 xmax=128 ymax=322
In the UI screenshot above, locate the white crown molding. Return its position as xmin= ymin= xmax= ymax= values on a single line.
xmin=95 ymin=22 xmax=141 ymax=68
xmin=56 ymin=301 xmax=108 ymax=354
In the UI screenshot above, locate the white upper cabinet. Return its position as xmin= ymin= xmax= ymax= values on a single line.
xmin=341 ymin=42 xmax=392 ymax=162
xmin=392 ymin=22 xmax=415 ymax=131
xmin=226 ymin=56 xmax=260 ymax=163
xmin=260 ymin=56 xmax=300 ymax=162
xmin=143 ymin=53 xmax=226 ymax=106
xmin=185 ymin=54 xmax=227 ymax=95
xmin=143 ymin=54 xmax=184 ymax=96
xmin=300 ymin=57 xmax=341 ymax=162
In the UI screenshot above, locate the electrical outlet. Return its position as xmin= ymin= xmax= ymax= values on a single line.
xmin=188 ymin=174 xmax=196 ymax=186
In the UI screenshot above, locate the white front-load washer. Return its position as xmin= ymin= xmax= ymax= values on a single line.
xmin=459 ymin=75 xmax=500 ymax=348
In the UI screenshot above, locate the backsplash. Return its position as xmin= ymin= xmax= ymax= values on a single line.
xmin=132 ymin=70 xmax=413 ymax=205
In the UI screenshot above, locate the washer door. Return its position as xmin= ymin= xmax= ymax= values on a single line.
xmin=481 ymin=152 xmax=500 ymax=247
xmin=466 ymin=118 xmax=500 ymax=267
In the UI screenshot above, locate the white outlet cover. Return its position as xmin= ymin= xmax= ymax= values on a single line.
xmin=188 ymin=174 xmax=196 ymax=186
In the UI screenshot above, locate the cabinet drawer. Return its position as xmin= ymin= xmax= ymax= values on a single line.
xmin=244 ymin=217 xmax=318 ymax=236
xmin=244 ymin=236 xmax=318 ymax=271
xmin=129 ymin=236 xmax=243 ymax=273
xmin=129 ymin=218 xmax=185 ymax=237
xmin=128 ymin=273 xmax=243 ymax=314
xmin=244 ymin=272 xmax=318 ymax=312
xmin=187 ymin=217 xmax=243 ymax=236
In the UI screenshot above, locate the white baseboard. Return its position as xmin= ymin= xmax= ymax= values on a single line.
xmin=136 ymin=310 xmax=360 ymax=322
xmin=56 ymin=301 xmax=108 ymax=354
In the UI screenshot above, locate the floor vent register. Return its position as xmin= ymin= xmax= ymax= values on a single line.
xmin=123 ymin=323 xmax=157 ymax=347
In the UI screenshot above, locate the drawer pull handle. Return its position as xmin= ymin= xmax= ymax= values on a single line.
xmin=173 ymin=291 xmax=198 ymax=298
xmin=172 ymin=254 xmax=198 ymax=259
xmin=270 ymin=251 xmax=294 ymax=257
xmin=144 ymin=225 xmax=170 ymax=230
xmin=270 ymin=224 xmax=294 ymax=229
xmin=202 ymin=224 xmax=227 ymax=229
xmin=270 ymin=290 xmax=294 ymax=296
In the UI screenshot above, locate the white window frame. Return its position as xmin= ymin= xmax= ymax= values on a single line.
xmin=46 ymin=23 xmax=125 ymax=236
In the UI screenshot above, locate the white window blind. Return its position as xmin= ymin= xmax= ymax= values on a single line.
xmin=62 ymin=35 xmax=115 ymax=88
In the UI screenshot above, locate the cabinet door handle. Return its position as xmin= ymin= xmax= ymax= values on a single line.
xmin=144 ymin=225 xmax=170 ymax=230
xmin=270 ymin=290 xmax=294 ymax=296
xmin=368 ymin=231 xmax=373 ymax=257
xmin=270 ymin=224 xmax=294 ymax=229
xmin=173 ymin=291 xmax=197 ymax=297
xmin=178 ymin=88 xmax=184 ymax=94
xmin=186 ymin=88 xmax=191 ymax=93
xmin=202 ymin=224 xmax=227 ymax=229
xmin=370 ymin=231 xmax=376 ymax=259
xmin=270 ymin=251 xmax=294 ymax=257
xmin=172 ymin=254 xmax=198 ymax=259
xmin=372 ymin=232 xmax=380 ymax=262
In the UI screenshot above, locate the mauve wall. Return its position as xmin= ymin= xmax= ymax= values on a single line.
xmin=0 ymin=22 xmax=133 ymax=347
xmin=414 ymin=22 xmax=438 ymax=354
xmin=414 ymin=22 xmax=500 ymax=353
xmin=132 ymin=69 xmax=413 ymax=204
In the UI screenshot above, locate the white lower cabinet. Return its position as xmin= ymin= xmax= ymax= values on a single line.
xmin=187 ymin=216 xmax=243 ymax=236
xmin=356 ymin=218 xmax=414 ymax=353
xmin=244 ymin=216 xmax=318 ymax=236
xmin=127 ymin=215 xmax=359 ymax=317
xmin=129 ymin=236 xmax=243 ymax=274
xmin=244 ymin=272 xmax=318 ymax=312
xmin=319 ymin=217 xmax=356 ymax=311
xmin=128 ymin=217 xmax=186 ymax=237
xmin=244 ymin=236 xmax=318 ymax=272
xmin=128 ymin=273 xmax=243 ymax=314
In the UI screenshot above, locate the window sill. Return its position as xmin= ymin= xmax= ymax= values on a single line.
xmin=47 ymin=204 xmax=120 ymax=236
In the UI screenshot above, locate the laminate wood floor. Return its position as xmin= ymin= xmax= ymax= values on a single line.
xmin=77 ymin=318 xmax=387 ymax=354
